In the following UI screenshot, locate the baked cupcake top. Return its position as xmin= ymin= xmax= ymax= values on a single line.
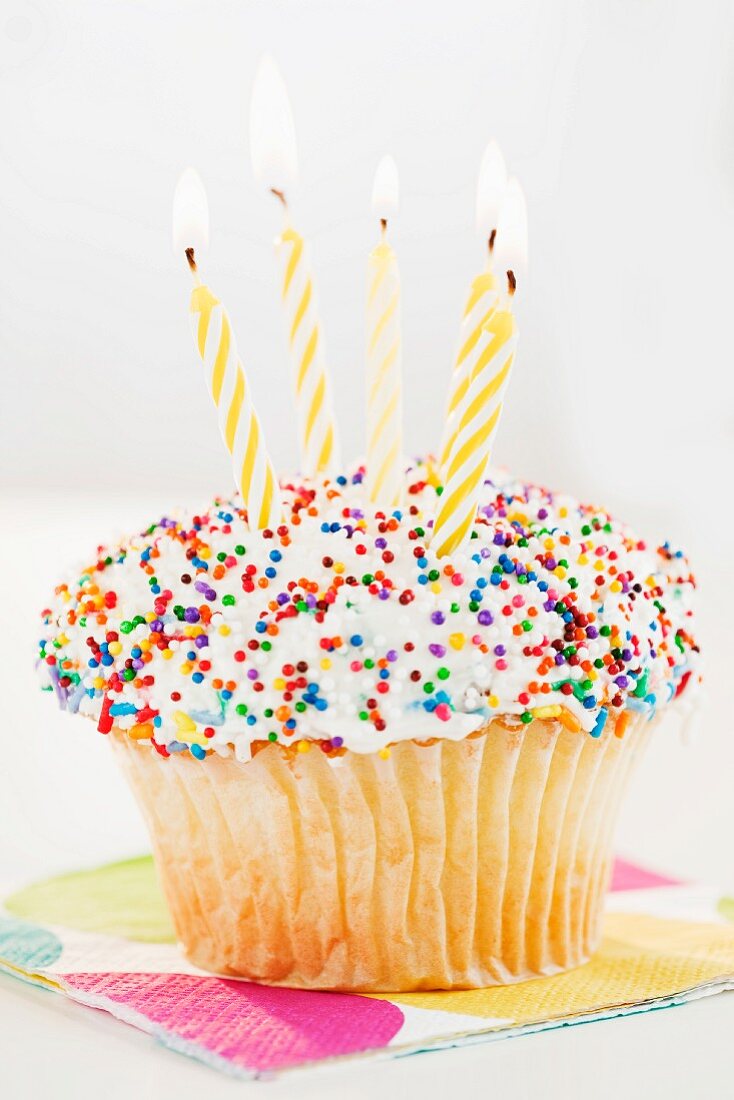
xmin=39 ymin=462 xmax=698 ymax=759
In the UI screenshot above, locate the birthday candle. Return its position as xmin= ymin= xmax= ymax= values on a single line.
xmin=432 ymin=179 xmax=527 ymax=558
xmin=366 ymin=155 xmax=403 ymax=507
xmin=250 ymin=55 xmax=339 ymax=476
xmin=437 ymin=142 xmax=507 ymax=471
xmin=173 ymin=169 xmax=281 ymax=531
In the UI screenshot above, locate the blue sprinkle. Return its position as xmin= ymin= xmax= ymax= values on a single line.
xmin=269 ymin=549 xmax=282 ymax=562
xmin=255 ymin=621 xmax=267 ymax=633
xmin=350 ymin=634 xmax=363 ymax=646
xmin=246 ymin=715 xmax=257 ymax=726
xmin=590 ymin=707 xmax=608 ymax=738
xmin=110 ymin=702 xmax=137 ymax=716
xmin=265 ymin=567 xmax=277 ymax=579
xmin=190 ymin=744 xmax=206 ymax=760
xmin=192 ymin=672 xmax=204 ymax=684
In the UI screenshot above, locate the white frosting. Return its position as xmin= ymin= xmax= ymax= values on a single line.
xmin=38 ymin=462 xmax=698 ymax=758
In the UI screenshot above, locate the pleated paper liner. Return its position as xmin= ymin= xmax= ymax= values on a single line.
xmin=111 ymin=715 xmax=650 ymax=992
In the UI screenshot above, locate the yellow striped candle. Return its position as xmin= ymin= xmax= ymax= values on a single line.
xmin=366 ymin=156 xmax=403 ymax=507
xmin=275 ymin=222 xmax=339 ymax=475
xmin=250 ymin=55 xmax=339 ymax=477
xmin=437 ymin=270 xmax=498 ymax=470
xmin=437 ymin=142 xmax=506 ymax=470
xmin=174 ymin=169 xmax=279 ymax=528
xmin=431 ymin=304 xmax=517 ymax=558
xmin=432 ymin=174 xmax=527 ymax=559
xmin=188 ymin=269 xmax=281 ymax=531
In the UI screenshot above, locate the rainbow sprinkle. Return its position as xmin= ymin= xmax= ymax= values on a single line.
xmin=38 ymin=461 xmax=699 ymax=759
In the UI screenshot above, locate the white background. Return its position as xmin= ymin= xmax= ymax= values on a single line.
xmin=2 ymin=2 xmax=734 ymax=1096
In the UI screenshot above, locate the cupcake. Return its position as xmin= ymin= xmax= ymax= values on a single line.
xmin=38 ymin=462 xmax=698 ymax=991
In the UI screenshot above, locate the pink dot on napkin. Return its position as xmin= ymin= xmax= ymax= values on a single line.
xmin=62 ymin=971 xmax=404 ymax=1073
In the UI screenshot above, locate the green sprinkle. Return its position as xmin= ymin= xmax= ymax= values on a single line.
xmin=267 ymin=732 xmax=278 ymax=742
xmin=423 ymin=682 xmax=435 ymax=694
xmin=437 ymin=667 xmax=450 ymax=680
xmin=234 ymin=544 xmax=246 ymax=555
xmin=235 ymin=704 xmax=248 ymax=716
xmin=520 ymin=711 xmax=533 ymax=724
xmin=222 ymin=594 xmax=235 ymax=607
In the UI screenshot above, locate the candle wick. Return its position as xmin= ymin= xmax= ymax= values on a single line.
xmin=185 ymin=247 xmax=202 ymax=286
xmin=488 ymin=228 xmax=497 ymax=254
xmin=270 ymin=188 xmax=288 ymax=210
xmin=507 ymin=270 xmax=516 ymax=296
xmin=380 ymin=217 xmax=388 ymax=239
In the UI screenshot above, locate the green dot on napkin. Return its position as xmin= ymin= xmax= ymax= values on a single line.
xmin=5 ymin=856 xmax=175 ymax=943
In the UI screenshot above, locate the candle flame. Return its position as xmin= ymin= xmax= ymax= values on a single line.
xmin=494 ymin=177 xmax=528 ymax=282
xmin=172 ymin=167 xmax=210 ymax=255
xmin=475 ymin=141 xmax=508 ymax=240
xmin=250 ymin=54 xmax=298 ymax=194
xmin=371 ymin=155 xmax=400 ymax=221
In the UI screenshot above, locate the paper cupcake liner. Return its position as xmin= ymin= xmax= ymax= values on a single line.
xmin=111 ymin=715 xmax=650 ymax=992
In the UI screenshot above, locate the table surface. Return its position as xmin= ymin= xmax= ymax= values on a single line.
xmin=2 ymin=488 xmax=733 ymax=1099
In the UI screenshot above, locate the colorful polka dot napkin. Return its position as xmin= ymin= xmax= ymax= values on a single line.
xmin=1 ymin=857 xmax=733 ymax=1078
